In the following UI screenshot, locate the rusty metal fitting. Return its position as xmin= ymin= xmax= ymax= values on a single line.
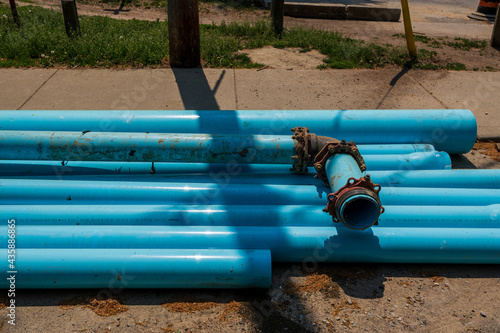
xmin=313 ymin=140 xmax=367 ymax=187
xmin=290 ymin=127 xmax=311 ymax=174
xmin=323 ymin=175 xmax=384 ymax=230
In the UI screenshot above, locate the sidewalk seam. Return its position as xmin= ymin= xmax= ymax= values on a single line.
xmin=407 ymin=72 xmax=448 ymax=109
xmin=17 ymin=69 xmax=59 ymax=110
xmin=233 ymin=68 xmax=239 ymax=109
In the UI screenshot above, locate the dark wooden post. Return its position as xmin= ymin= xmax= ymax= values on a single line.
xmin=491 ymin=5 xmax=500 ymax=46
xmin=61 ymin=0 xmax=81 ymax=37
xmin=168 ymin=0 xmax=201 ymax=68
xmin=271 ymin=0 xmax=284 ymax=36
xmin=8 ymin=0 xmax=21 ymax=28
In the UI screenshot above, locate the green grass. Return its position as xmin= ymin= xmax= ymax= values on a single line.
xmin=0 ymin=6 xmax=169 ymax=67
xmin=76 ymin=0 xmax=162 ymax=9
xmin=443 ymin=62 xmax=466 ymax=70
xmin=201 ymin=0 xmax=264 ymax=9
xmin=392 ymin=34 xmax=489 ymax=51
xmin=444 ymin=37 xmax=488 ymax=51
xmin=0 ymin=5 xmax=457 ymax=69
xmin=393 ymin=33 xmax=441 ymax=48
xmin=393 ymin=33 xmax=425 ymax=42
xmin=75 ymin=0 xmax=263 ymax=10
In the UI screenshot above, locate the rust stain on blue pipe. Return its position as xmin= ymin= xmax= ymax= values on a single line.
xmin=0 ymin=131 xmax=296 ymax=164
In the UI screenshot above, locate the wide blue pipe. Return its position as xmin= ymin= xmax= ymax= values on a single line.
xmin=2 ymin=179 xmax=499 ymax=206
xmin=4 ymin=204 xmax=499 ymax=227
xmin=0 ymin=151 xmax=451 ymax=178
xmin=324 ymin=154 xmax=382 ymax=230
xmin=3 ymin=226 xmax=499 ymax=263
xmin=0 ymin=249 xmax=271 ymax=289
xmin=0 ymin=110 xmax=476 ymax=154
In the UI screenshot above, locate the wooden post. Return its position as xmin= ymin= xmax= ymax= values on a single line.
xmin=61 ymin=0 xmax=81 ymax=37
xmin=271 ymin=0 xmax=284 ymax=36
xmin=8 ymin=0 xmax=21 ymax=28
xmin=491 ymin=5 xmax=500 ymax=46
xmin=168 ymin=0 xmax=201 ymax=68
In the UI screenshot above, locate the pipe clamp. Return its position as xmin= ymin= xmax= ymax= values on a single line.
xmin=290 ymin=127 xmax=311 ymax=174
xmin=323 ymin=175 xmax=384 ymax=228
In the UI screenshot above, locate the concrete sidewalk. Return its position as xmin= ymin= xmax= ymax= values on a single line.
xmin=0 ymin=68 xmax=498 ymax=140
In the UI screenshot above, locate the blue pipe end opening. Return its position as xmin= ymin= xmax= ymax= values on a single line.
xmin=339 ymin=194 xmax=382 ymax=230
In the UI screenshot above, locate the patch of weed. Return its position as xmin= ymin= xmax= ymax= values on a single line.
xmin=444 ymin=62 xmax=466 ymax=70
xmin=444 ymin=37 xmax=487 ymax=51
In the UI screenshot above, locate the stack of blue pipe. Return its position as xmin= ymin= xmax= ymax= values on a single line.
xmin=1 ymin=110 xmax=499 ymax=289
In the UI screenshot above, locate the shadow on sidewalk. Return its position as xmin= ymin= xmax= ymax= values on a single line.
xmin=376 ymin=65 xmax=411 ymax=109
xmin=172 ymin=68 xmax=225 ymax=110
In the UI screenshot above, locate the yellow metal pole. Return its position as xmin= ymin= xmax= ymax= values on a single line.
xmin=401 ymin=0 xmax=417 ymax=59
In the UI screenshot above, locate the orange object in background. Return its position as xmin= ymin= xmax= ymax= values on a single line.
xmin=468 ymin=0 xmax=499 ymax=21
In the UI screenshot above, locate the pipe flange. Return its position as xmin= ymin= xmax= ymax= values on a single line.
xmin=313 ymin=140 xmax=366 ymax=187
xmin=323 ymin=175 xmax=385 ymax=227
xmin=290 ymin=127 xmax=311 ymax=174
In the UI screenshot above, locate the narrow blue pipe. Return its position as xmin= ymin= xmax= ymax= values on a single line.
xmin=357 ymin=144 xmax=435 ymax=154
xmin=1 ymin=179 xmax=500 ymax=206
xmin=324 ymin=154 xmax=382 ymax=230
xmin=5 ymin=168 xmax=497 ymax=193
xmin=3 ymin=226 xmax=499 ymax=263
xmin=362 ymin=152 xmax=451 ymax=170
xmin=0 ymin=249 xmax=271 ymax=289
xmin=369 ymin=170 xmax=500 ymax=189
xmin=3 ymin=204 xmax=500 ymax=227
xmin=325 ymin=154 xmax=363 ymax=192
xmin=0 ymin=131 xmax=295 ymax=164
xmin=0 ymin=110 xmax=476 ymax=153
xmin=0 ymin=143 xmax=437 ymax=176
xmin=0 ymin=151 xmax=451 ymax=178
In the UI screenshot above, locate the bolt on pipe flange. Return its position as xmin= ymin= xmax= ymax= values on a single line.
xmin=314 ymin=140 xmax=367 ymax=187
xmin=290 ymin=127 xmax=311 ymax=174
xmin=323 ymin=175 xmax=384 ymax=230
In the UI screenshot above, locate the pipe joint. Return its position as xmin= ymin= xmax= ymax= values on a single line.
xmin=291 ymin=127 xmax=341 ymax=174
xmin=323 ymin=175 xmax=384 ymax=230
xmin=291 ymin=127 xmax=312 ymax=174
xmin=313 ymin=140 xmax=367 ymax=186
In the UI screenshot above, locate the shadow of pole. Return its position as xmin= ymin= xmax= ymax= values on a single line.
xmin=375 ymin=65 xmax=411 ymax=109
xmin=103 ymin=0 xmax=131 ymax=14
xmin=172 ymin=68 xmax=224 ymax=110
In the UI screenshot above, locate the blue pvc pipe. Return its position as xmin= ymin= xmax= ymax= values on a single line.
xmin=3 ymin=204 xmax=500 ymax=227
xmin=324 ymin=154 xmax=382 ymax=230
xmin=0 ymin=151 xmax=451 ymax=178
xmin=3 ymin=226 xmax=499 ymax=263
xmin=362 ymin=152 xmax=451 ymax=170
xmin=0 ymin=143 xmax=437 ymax=176
xmin=0 ymin=249 xmax=271 ymax=289
xmin=0 ymin=131 xmax=295 ymax=164
xmin=357 ymin=144 xmax=435 ymax=154
xmin=325 ymin=154 xmax=364 ymax=192
xmin=369 ymin=170 xmax=500 ymax=188
xmin=1 ymin=179 xmax=500 ymax=206
xmin=0 ymin=110 xmax=476 ymax=154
